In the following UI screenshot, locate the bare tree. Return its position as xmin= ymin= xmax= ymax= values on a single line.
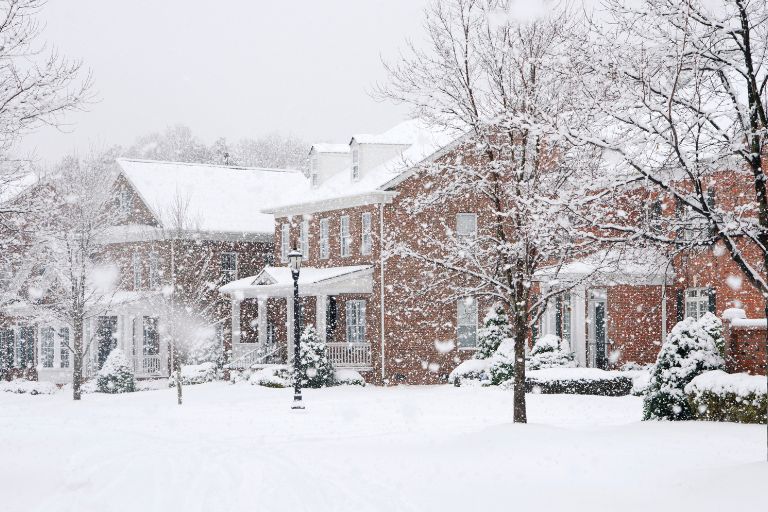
xmin=33 ymin=149 xmax=124 ymax=400
xmin=381 ymin=0 xmax=618 ymax=422
xmin=0 ymin=0 xmax=92 ymax=208
xmin=561 ymin=0 xmax=768 ymax=457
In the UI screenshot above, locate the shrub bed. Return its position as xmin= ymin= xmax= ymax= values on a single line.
xmin=524 ymin=369 xmax=633 ymax=396
xmin=685 ymin=370 xmax=767 ymax=424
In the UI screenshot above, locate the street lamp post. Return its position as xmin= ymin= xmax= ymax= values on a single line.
xmin=288 ymin=248 xmax=304 ymax=410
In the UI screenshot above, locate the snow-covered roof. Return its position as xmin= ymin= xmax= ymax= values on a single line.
xmin=265 ymin=120 xmax=462 ymax=214
xmin=535 ymin=248 xmax=675 ymax=285
xmin=311 ymin=143 xmax=350 ymax=154
xmin=116 ymin=158 xmax=309 ymax=235
xmin=220 ymin=265 xmax=373 ymax=298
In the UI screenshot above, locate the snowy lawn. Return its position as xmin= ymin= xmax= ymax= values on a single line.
xmin=1 ymin=383 xmax=765 ymax=512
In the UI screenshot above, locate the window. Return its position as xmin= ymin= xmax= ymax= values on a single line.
xmin=319 ymin=218 xmax=330 ymax=259
xmin=132 ymin=252 xmax=142 ymax=290
xmin=351 ymin=146 xmax=360 ymax=181
xmin=119 ymin=189 xmax=132 ymax=216
xmin=647 ymin=199 xmax=663 ymax=233
xmin=556 ymin=292 xmax=572 ymax=349
xmin=0 ymin=329 xmax=14 ymax=370
xmin=456 ymin=213 xmax=477 ymax=239
xmin=361 ymin=212 xmax=372 ymax=255
xmin=281 ymin=224 xmax=290 ymax=262
xmin=149 ymin=252 xmax=160 ymax=289
xmin=17 ymin=326 xmax=35 ymax=368
xmin=40 ymin=327 xmax=55 ymax=368
xmin=340 ymin=215 xmax=351 ymax=257
xmin=457 ymin=298 xmax=478 ymax=348
xmin=310 ymin=156 xmax=319 ymax=188
xmin=346 ymin=300 xmax=366 ymax=343
xmin=300 ymin=220 xmax=309 ymax=258
xmin=685 ymin=288 xmax=711 ymax=320
xmin=59 ymin=328 xmax=70 ymax=368
xmin=221 ymin=252 xmax=238 ymax=283
xmin=143 ymin=317 xmax=160 ymax=356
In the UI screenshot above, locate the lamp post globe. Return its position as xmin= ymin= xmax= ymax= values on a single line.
xmin=288 ymin=248 xmax=304 ymax=409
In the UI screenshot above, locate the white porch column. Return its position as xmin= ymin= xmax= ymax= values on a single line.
xmin=286 ymin=296 xmax=294 ymax=362
xmin=231 ymin=299 xmax=241 ymax=345
xmin=257 ymin=299 xmax=267 ymax=345
xmin=316 ymin=295 xmax=327 ymax=343
xmin=571 ymin=285 xmax=587 ymax=367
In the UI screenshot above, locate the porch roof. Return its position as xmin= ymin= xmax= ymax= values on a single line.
xmin=220 ymin=265 xmax=374 ymax=299
xmin=534 ymin=248 xmax=675 ymax=286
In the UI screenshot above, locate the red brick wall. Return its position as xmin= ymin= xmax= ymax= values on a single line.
xmin=725 ymin=326 xmax=767 ymax=375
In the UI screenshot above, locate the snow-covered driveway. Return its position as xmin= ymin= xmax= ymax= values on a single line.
xmin=1 ymin=383 xmax=765 ymax=512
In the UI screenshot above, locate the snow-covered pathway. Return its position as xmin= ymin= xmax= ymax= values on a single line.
xmin=1 ymin=383 xmax=765 ymax=512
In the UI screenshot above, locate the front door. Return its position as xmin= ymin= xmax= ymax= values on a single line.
xmin=96 ymin=316 xmax=118 ymax=369
xmin=589 ymin=290 xmax=608 ymax=369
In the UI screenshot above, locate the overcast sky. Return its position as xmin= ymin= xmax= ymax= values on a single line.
xmin=19 ymin=0 xmax=430 ymax=164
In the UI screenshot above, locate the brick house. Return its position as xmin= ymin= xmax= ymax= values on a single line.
xmin=0 ymin=158 xmax=306 ymax=384
xmin=222 ymin=120 xmax=766 ymax=383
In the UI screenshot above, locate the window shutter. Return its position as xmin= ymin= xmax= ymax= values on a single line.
xmin=706 ymin=188 xmax=717 ymax=239
xmin=676 ymin=289 xmax=684 ymax=322
xmin=707 ymin=287 xmax=717 ymax=313
xmin=554 ymin=296 xmax=562 ymax=339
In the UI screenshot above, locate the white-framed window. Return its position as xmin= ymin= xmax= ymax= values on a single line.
xmin=143 ymin=316 xmax=160 ymax=356
xmin=361 ymin=212 xmax=372 ymax=255
xmin=40 ymin=327 xmax=55 ymax=368
xmin=457 ymin=297 xmax=478 ymax=348
xmin=300 ymin=220 xmax=309 ymax=258
xmin=266 ymin=322 xmax=275 ymax=346
xmin=310 ymin=155 xmax=319 ymax=188
xmin=119 ymin=189 xmax=132 ymax=216
xmin=280 ymin=223 xmax=290 ymax=262
xmin=456 ymin=213 xmax=477 ymax=239
xmin=346 ymin=300 xmax=366 ymax=343
xmin=319 ymin=218 xmax=330 ymax=259
xmin=149 ymin=252 xmax=160 ymax=289
xmin=221 ymin=252 xmax=238 ymax=283
xmin=59 ymin=327 xmax=70 ymax=368
xmin=351 ymin=146 xmax=360 ymax=181
xmin=340 ymin=215 xmax=351 ymax=257
xmin=685 ymin=288 xmax=710 ymax=320
xmin=557 ymin=292 xmax=572 ymax=349
xmin=132 ymin=252 xmax=142 ymax=290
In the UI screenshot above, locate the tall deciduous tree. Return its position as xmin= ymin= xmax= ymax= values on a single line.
xmin=381 ymin=0 xmax=618 ymax=422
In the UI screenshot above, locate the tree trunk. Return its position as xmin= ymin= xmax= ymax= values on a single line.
xmin=512 ymin=281 xmax=528 ymax=423
xmin=72 ymin=316 xmax=83 ymax=401
xmin=172 ymin=340 xmax=182 ymax=406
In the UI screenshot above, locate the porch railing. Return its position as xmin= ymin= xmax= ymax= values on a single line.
xmin=228 ymin=344 xmax=280 ymax=370
xmin=135 ymin=355 xmax=163 ymax=376
xmin=326 ymin=342 xmax=372 ymax=368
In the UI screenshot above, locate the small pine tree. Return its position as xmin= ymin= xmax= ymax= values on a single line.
xmin=295 ymin=326 xmax=335 ymax=388
xmin=697 ymin=312 xmax=725 ymax=356
xmin=528 ymin=334 xmax=575 ymax=370
xmin=476 ymin=303 xmax=512 ymax=360
xmin=643 ymin=317 xmax=724 ymax=420
xmin=96 ymin=349 xmax=135 ymax=394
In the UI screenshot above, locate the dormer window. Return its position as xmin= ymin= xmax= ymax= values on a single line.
xmin=351 ymin=146 xmax=360 ymax=181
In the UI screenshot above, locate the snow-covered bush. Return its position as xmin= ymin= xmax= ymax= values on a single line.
xmin=295 ymin=326 xmax=335 ymax=388
xmin=643 ymin=318 xmax=724 ymax=421
xmin=685 ymin=370 xmax=767 ymax=424
xmin=96 ymin=349 xmax=135 ymax=394
xmin=168 ymin=362 xmax=217 ymax=387
xmin=476 ymin=303 xmax=512 ymax=359
xmin=0 ymin=379 xmax=57 ymax=395
xmin=697 ymin=312 xmax=725 ymax=356
xmin=448 ymin=359 xmax=491 ymax=386
xmin=528 ymin=334 xmax=575 ymax=370
xmin=488 ymin=338 xmax=516 ymax=385
xmin=250 ymin=365 xmax=291 ymax=388
xmin=334 ymin=369 xmax=366 ymax=386
xmin=521 ymin=368 xmax=633 ymax=396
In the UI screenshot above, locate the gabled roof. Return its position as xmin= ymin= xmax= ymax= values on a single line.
xmin=220 ymin=265 xmax=373 ymax=298
xmin=310 ymin=143 xmax=350 ymax=154
xmin=116 ymin=158 xmax=309 ymax=235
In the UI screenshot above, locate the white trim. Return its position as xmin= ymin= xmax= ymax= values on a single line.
xmin=263 ymin=191 xmax=397 ymax=217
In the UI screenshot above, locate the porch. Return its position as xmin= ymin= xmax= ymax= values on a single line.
xmin=222 ymin=265 xmax=375 ymax=371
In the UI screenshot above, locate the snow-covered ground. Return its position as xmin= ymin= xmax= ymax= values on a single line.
xmin=2 ymin=383 xmax=765 ymax=512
